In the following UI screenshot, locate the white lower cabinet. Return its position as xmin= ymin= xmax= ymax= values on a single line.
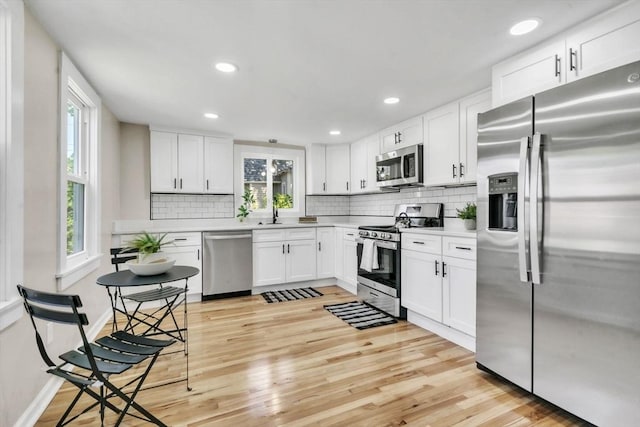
xmin=343 ymin=239 xmax=358 ymax=287
xmin=316 ymin=227 xmax=335 ymax=279
xmin=252 ymin=228 xmax=317 ymax=287
xmin=334 ymin=227 xmax=345 ymax=280
xmin=401 ymin=233 xmax=476 ymax=337
xmin=442 ymin=255 xmax=476 ymax=337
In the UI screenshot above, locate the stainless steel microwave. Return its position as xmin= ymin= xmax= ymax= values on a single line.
xmin=376 ymin=144 xmax=423 ymax=188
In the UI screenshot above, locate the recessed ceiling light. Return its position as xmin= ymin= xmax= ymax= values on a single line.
xmin=215 ymin=62 xmax=238 ymax=73
xmin=384 ymin=97 xmax=400 ymax=104
xmin=204 ymin=113 xmax=219 ymax=119
xmin=510 ymin=19 xmax=540 ymax=36
xmin=329 ymin=130 xmax=341 ymax=136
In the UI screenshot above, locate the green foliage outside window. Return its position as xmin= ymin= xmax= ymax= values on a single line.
xmin=273 ymin=193 xmax=293 ymax=209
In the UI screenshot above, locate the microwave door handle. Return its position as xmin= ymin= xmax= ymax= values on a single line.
xmin=530 ymin=132 xmax=542 ymax=285
xmin=518 ymin=136 xmax=530 ymax=283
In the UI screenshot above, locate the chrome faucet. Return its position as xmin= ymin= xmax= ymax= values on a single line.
xmin=272 ymin=204 xmax=278 ymax=224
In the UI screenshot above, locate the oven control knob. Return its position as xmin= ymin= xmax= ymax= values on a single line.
xmin=371 ymin=232 xmax=378 ymax=237
xmin=359 ymin=231 xmax=368 ymax=237
xmin=383 ymin=233 xmax=391 ymax=239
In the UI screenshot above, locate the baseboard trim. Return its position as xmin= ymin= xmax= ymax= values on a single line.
xmin=13 ymin=307 xmax=112 ymax=427
xmin=407 ymin=310 xmax=476 ymax=352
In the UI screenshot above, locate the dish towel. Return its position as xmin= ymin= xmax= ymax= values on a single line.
xmin=359 ymin=239 xmax=379 ymax=272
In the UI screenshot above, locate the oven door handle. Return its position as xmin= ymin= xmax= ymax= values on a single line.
xmin=356 ymin=237 xmax=397 ymax=251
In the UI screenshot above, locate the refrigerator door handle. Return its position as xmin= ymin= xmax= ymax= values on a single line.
xmin=530 ymin=132 xmax=542 ymax=285
xmin=518 ymin=136 xmax=530 ymax=282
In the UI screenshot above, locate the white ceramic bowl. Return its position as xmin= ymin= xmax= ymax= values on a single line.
xmin=125 ymin=258 xmax=175 ymax=276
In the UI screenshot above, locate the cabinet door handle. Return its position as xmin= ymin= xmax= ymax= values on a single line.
xmin=455 ymin=246 xmax=472 ymax=251
xmin=346 ymin=181 xmax=349 ymax=191
xmin=435 ymin=260 xmax=439 ymax=276
xmin=459 ymin=162 xmax=464 ymax=177
xmin=569 ymin=48 xmax=577 ymax=71
xmin=282 ymin=244 xmax=285 ymax=254
xmin=318 ymin=242 xmax=322 ymax=251
xmin=174 ymin=238 xmax=187 ymax=241
xmin=442 ymin=262 xmax=447 ymax=277
xmin=180 ymin=178 xmax=183 ymax=189
xmin=394 ymin=132 xmax=398 ymax=144
xmin=554 ymin=54 xmax=561 ymax=77
xmin=452 ymin=164 xmax=457 ymax=178
xmin=173 ymin=178 xmax=177 ymax=189
xmin=398 ymin=131 xmax=402 ymax=143
xmin=363 ymin=179 xmax=366 ymax=188
xmin=346 ymin=233 xmax=354 ymax=237
xmin=287 ymin=244 xmax=290 ymax=254
xmin=206 ymin=179 xmax=209 ymax=190
xmin=323 ymin=182 xmax=326 ymax=192
xmin=197 ymin=249 xmax=200 ymax=260
xmin=413 ymin=241 xmax=425 ymax=245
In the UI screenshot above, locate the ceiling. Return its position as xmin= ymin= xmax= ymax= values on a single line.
xmin=26 ymin=0 xmax=623 ymax=145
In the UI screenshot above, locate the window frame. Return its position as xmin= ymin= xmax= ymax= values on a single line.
xmin=56 ymin=52 xmax=101 ymax=290
xmin=0 ymin=0 xmax=24 ymax=330
xmin=234 ymin=144 xmax=305 ymax=220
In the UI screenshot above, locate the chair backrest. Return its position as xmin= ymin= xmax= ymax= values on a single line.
xmin=17 ymin=284 xmax=90 ymax=367
xmin=110 ymin=247 xmax=138 ymax=272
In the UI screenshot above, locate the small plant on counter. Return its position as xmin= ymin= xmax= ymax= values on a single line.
xmin=124 ymin=231 xmax=173 ymax=262
xmin=456 ymin=202 xmax=477 ymax=220
xmin=237 ymin=188 xmax=256 ymax=222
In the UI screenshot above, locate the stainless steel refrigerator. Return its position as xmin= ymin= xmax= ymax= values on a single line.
xmin=476 ymin=60 xmax=640 ymax=426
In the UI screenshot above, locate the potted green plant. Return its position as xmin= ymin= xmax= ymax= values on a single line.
xmin=457 ymin=202 xmax=477 ymax=230
xmin=124 ymin=231 xmax=173 ymax=263
xmin=237 ymin=189 xmax=256 ymax=222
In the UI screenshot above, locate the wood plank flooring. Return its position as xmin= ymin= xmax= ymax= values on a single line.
xmin=35 ymin=286 xmax=586 ymax=426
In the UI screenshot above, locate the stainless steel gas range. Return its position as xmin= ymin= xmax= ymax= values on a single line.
xmin=356 ymin=203 xmax=443 ymax=318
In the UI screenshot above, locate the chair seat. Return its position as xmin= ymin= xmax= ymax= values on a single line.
xmin=123 ymin=285 xmax=184 ymax=303
xmin=112 ymin=331 xmax=175 ymax=348
xmin=60 ymin=350 xmax=131 ymax=375
xmin=95 ymin=336 xmax=164 ymax=356
xmin=80 ymin=343 xmax=148 ymax=364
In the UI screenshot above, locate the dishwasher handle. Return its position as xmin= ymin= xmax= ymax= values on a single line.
xmin=204 ymin=234 xmax=252 ymax=240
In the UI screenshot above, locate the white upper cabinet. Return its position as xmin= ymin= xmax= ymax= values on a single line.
xmin=350 ymin=134 xmax=379 ymax=194
xmin=423 ymin=89 xmax=491 ymax=186
xmin=306 ymin=144 xmax=327 ymax=194
xmin=325 ymin=144 xmax=351 ymax=194
xmin=150 ymin=129 xmax=233 ymax=194
xmin=423 ymin=101 xmax=460 ymax=187
xmin=565 ymin=1 xmax=640 ymax=82
xmin=459 ymin=89 xmax=492 ymax=184
xmin=177 ymin=134 xmax=204 ymax=193
xmin=306 ymin=143 xmax=350 ymax=194
xmin=379 ymin=116 xmax=423 ymax=152
xmin=492 ymin=1 xmax=640 ymax=107
xmin=203 ymin=136 xmax=233 ymax=194
xmin=492 ymin=40 xmax=565 ymax=107
xmin=150 ymin=131 xmax=179 ymax=192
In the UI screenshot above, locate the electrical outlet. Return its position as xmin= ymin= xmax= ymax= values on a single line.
xmin=46 ymin=322 xmax=54 ymax=344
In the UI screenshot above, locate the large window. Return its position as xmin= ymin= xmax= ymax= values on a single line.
xmin=235 ymin=144 xmax=305 ymax=218
xmin=56 ymin=53 xmax=101 ymax=290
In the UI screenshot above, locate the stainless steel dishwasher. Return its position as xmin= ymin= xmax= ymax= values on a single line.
xmin=202 ymin=231 xmax=253 ymax=300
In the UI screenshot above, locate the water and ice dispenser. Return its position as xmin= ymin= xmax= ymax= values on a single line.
xmin=488 ymin=173 xmax=518 ymax=231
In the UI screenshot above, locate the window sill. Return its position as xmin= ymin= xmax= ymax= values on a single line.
xmin=0 ymin=297 xmax=23 ymax=331
xmin=56 ymin=254 xmax=102 ymax=291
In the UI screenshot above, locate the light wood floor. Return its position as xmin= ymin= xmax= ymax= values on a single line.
xmin=36 ymin=285 xmax=586 ymax=426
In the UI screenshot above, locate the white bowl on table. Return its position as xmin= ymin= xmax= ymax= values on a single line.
xmin=125 ymin=258 xmax=175 ymax=276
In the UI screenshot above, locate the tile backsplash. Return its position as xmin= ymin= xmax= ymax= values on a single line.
xmin=151 ymin=186 xmax=476 ymax=220
xmin=151 ymin=194 xmax=234 ymax=219
xmin=307 ymin=185 xmax=476 ymax=218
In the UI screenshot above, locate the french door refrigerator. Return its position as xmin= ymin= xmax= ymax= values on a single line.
xmin=476 ymin=60 xmax=640 ymax=426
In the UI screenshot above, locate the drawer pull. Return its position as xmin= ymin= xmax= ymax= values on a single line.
xmin=455 ymin=246 xmax=471 ymax=250
xmin=174 ymin=238 xmax=188 ymax=241
xmin=413 ymin=241 xmax=425 ymax=245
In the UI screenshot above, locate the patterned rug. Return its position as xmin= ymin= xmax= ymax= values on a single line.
xmin=324 ymin=301 xmax=398 ymax=330
xmin=261 ymin=287 xmax=323 ymax=303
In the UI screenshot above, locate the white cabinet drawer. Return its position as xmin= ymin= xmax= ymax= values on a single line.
xmin=252 ymin=229 xmax=286 ymax=243
xmin=401 ymin=233 xmax=441 ymax=254
xmin=285 ymin=228 xmax=316 ymax=241
xmin=167 ymin=232 xmax=201 ymax=246
xmin=342 ymin=229 xmax=358 ymax=241
xmin=442 ymin=236 xmax=476 ymax=260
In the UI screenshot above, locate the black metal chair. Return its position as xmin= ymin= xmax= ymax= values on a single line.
xmin=108 ymin=248 xmax=186 ymax=341
xmin=17 ymin=284 xmax=174 ymax=426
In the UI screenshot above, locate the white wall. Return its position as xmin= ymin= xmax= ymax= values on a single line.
xmin=0 ymin=7 xmax=121 ymax=426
